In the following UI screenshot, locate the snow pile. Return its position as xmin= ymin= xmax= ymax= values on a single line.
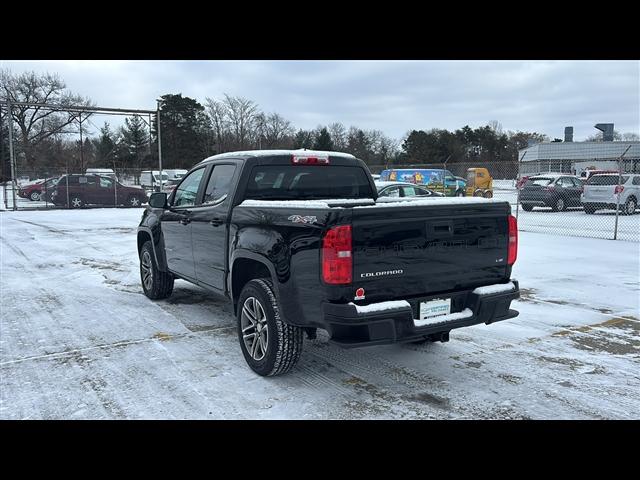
xmin=349 ymin=300 xmax=411 ymax=313
xmin=238 ymin=198 xmax=376 ymax=209
xmin=473 ymin=282 xmax=516 ymax=295
xmin=413 ymin=308 xmax=474 ymax=327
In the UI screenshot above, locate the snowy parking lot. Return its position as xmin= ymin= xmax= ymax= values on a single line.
xmin=1 ymin=208 xmax=639 ymax=419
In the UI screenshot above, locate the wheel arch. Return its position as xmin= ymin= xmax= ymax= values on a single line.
xmin=230 ymin=252 xmax=279 ymax=314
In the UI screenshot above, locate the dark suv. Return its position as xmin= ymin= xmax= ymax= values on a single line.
xmin=519 ymin=174 xmax=584 ymax=212
xmin=51 ymin=174 xmax=148 ymax=208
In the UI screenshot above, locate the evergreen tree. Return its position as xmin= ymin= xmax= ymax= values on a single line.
xmin=152 ymin=93 xmax=211 ymax=169
xmin=313 ymin=127 xmax=334 ymax=151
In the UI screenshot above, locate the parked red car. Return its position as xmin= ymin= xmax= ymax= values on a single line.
xmin=51 ymin=174 xmax=148 ymax=208
xmin=18 ymin=178 xmax=59 ymax=201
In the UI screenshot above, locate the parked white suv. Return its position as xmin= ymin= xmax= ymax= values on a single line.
xmin=582 ymin=173 xmax=640 ymax=215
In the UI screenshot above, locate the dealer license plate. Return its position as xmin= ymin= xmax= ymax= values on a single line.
xmin=417 ymin=298 xmax=451 ymax=325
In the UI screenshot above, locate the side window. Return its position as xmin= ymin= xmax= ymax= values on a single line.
xmin=203 ymin=164 xmax=236 ymax=205
xmin=99 ymin=177 xmax=112 ymax=188
xmin=633 ymin=177 xmax=640 ymax=186
xmin=572 ymin=178 xmax=583 ymax=187
xmin=402 ymin=186 xmax=418 ymax=197
xmin=173 ymin=168 xmax=205 ymax=207
xmin=380 ymin=186 xmax=400 ymax=198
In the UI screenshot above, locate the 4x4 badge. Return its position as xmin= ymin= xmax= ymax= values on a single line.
xmin=288 ymin=215 xmax=317 ymax=224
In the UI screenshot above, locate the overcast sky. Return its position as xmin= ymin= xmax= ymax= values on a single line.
xmin=1 ymin=60 xmax=638 ymax=141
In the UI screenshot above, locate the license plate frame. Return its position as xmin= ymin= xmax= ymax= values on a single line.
xmin=418 ymin=298 xmax=451 ymax=322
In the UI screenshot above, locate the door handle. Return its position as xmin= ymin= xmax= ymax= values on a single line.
xmin=210 ymin=217 xmax=223 ymax=227
xmin=179 ymin=218 xmax=191 ymax=225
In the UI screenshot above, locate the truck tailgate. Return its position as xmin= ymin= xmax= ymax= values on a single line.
xmin=350 ymin=201 xmax=511 ymax=302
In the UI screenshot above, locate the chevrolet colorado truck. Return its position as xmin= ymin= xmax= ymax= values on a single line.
xmin=137 ymin=150 xmax=520 ymax=376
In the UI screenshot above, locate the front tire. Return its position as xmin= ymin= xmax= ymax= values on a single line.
xmin=237 ymin=279 xmax=303 ymax=376
xmin=521 ymin=204 xmax=533 ymax=212
xmin=584 ymin=205 xmax=596 ymax=214
xmin=140 ymin=241 xmax=174 ymax=299
xmin=30 ymin=190 xmax=42 ymax=201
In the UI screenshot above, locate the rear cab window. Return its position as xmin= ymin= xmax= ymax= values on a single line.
xmin=245 ymin=165 xmax=374 ymax=200
xmin=588 ymin=175 xmax=628 ymax=185
xmin=525 ymin=177 xmax=554 ymax=187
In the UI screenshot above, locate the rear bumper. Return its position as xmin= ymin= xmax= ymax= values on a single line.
xmin=322 ymin=280 xmax=520 ymax=347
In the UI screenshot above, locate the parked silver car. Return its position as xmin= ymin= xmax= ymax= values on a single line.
xmin=582 ymin=173 xmax=640 ymax=215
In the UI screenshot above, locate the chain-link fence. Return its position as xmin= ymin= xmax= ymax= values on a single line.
xmin=2 ymin=143 xmax=638 ymax=243
xmin=369 ymin=145 xmax=640 ymax=242
xmin=0 ymin=167 xmax=170 ymax=210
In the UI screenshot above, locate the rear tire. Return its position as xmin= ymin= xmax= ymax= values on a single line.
xmin=552 ymin=197 xmax=566 ymax=212
xmin=30 ymin=190 xmax=41 ymax=201
xmin=584 ymin=205 xmax=596 ymax=214
xmin=483 ymin=190 xmax=493 ymax=198
xmin=237 ymin=279 xmax=303 ymax=376
xmin=623 ymin=197 xmax=637 ymax=216
xmin=128 ymin=195 xmax=142 ymax=208
xmin=140 ymin=241 xmax=174 ymax=300
xmin=521 ymin=204 xmax=533 ymax=212
xmin=70 ymin=195 xmax=84 ymax=208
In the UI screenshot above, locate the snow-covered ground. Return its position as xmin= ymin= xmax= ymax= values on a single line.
xmin=1 ymin=208 xmax=639 ymax=419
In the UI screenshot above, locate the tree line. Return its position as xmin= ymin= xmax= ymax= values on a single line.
xmin=2 ymin=69 xmax=637 ymax=182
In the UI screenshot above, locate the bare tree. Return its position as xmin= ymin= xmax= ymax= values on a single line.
xmin=204 ymin=97 xmax=229 ymax=153
xmin=222 ymin=94 xmax=259 ymax=150
xmin=263 ymin=113 xmax=294 ymax=148
xmin=328 ymin=122 xmax=347 ymax=151
xmin=0 ymin=70 xmax=93 ymax=170
xmin=621 ymin=132 xmax=640 ymax=142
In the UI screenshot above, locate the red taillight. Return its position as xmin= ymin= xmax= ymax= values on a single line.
xmin=292 ymin=154 xmax=330 ymax=165
xmin=615 ymin=185 xmax=624 ymax=195
xmin=322 ymin=225 xmax=352 ymax=284
xmin=508 ymin=215 xmax=518 ymax=265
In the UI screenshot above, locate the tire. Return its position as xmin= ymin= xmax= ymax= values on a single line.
xmin=473 ymin=189 xmax=483 ymax=197
xmin=237 ymin=279 xmax=303 ymax=376
xmin=521 ymin=204 xmax=533 ymax=212
xmin=584 ymin=205 xmax=596 ymax=214
xmin=70 ymin=195 xmax=84 ymax=208
xmin=30 ymin=190 xmax=41 ymax=201
xmin=623 ymin=197 xmax=637 ymax=216
xmin=128 ymin=195 xmax=142 ymax=208
xmin=140 ymin=240 xmax=174 ymax=300
xmin=552 ymin=197 xmax=566 ymax=212
xmin=483 ymin=190 xmax=493 ymax=198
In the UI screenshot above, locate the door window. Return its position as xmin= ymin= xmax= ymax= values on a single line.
xmin=99 ymin=177 xmax=113 ymax=188
xmin=379 ymin=186 xmax=400 ymax=197
xmin=173 ymin=168 xmax=205 ymax=207
xmin=203 ymin=164 xmax=236 ymax=205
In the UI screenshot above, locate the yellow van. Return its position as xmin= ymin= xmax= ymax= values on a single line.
xmin=466 ymin=168 xmax=493 ymax=197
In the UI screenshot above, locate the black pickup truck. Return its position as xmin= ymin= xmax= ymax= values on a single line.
xmin=137 ymin=150 xmax=520 ymax=376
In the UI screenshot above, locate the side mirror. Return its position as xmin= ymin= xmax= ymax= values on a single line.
xmin=149 ymin=192 xmax=167 ymax=208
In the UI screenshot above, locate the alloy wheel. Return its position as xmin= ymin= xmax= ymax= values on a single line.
xmin=241 ymin=296 xmax=269 ymax=361
xmin=141 ymin=251 xmax=154 ymax=291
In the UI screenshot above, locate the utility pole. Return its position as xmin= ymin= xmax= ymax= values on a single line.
xmin=613 ymin=145 xmax=632 ymax=240
xmin=156 ymin=99 xmax=163 ymax=192
xmin=79 ymin=112 xmax=84 ymax=172
xmin=6 ymin=100 xmax=17 ymax=210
